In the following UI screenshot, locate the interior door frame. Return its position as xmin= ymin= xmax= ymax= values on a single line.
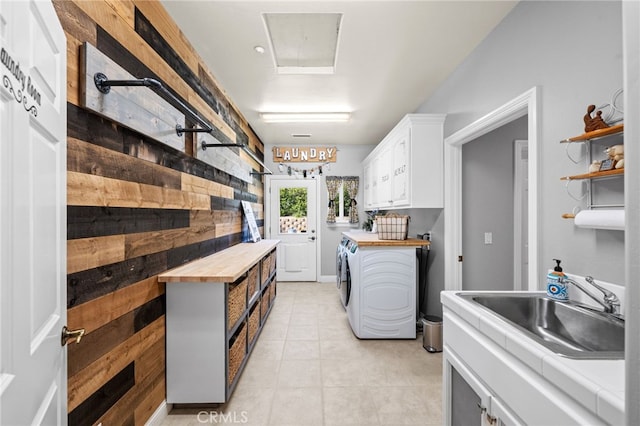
xmin=265 ymin=175 xmax=321 ymax=281
xmin=444 ymin=87 xmax=540 ymax=292
xmin=513 ymin=139 xmax=528 ymax=291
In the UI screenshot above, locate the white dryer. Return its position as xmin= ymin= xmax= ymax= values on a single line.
xmin=346 ymin=244 xmax=416 ymax=339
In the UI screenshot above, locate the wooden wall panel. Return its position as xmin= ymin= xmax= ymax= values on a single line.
xmin=67 ymin=276 xmax=162 ymax=335
xmin=55 ymin=0 xmax=266 ymax=423
xmin=68 ymin=316 xmax=164 ymax=412
xmin=67 ymin=235 xmax=125 ymax=274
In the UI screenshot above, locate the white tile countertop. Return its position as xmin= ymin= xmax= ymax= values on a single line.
xmin=441 ymin=290 xmax=625 ymax=425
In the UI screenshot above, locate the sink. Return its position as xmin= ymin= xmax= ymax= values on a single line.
xmin=458 ymin=293 xmax=624 ymax=359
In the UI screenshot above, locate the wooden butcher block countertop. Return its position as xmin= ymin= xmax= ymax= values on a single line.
xmin=158 ymin=239 xmax=279 ymax=283
xmin=342 ymin=232 xmax=430 ymax=247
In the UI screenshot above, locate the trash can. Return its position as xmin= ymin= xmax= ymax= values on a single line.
xmin=421 ymin=315 xmax=443 ymax=353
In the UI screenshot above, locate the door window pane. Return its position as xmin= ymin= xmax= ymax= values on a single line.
xmin=279 ymin=187 xmax=308 ymax=234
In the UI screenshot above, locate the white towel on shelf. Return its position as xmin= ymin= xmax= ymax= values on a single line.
xmin=574 ymin=209 xmax=625 ymax=230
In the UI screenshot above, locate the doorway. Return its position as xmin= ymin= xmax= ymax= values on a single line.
xmin=444 ymin=87 xmax=540 ymax=291
xmin=460 ymin=117 xmax=527 ymax=291
xmin=265 ymin=176 xmax=320 ymax=281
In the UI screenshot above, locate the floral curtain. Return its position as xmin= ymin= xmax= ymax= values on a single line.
xmin=343 ymin=176 xmax=359 ymax=224
xmin=325 ymin=176 xmax=341 ymax=223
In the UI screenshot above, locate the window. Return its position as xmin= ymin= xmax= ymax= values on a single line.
xmin=332 ymin=182 xmax=351 ymax=223
xmin=325 ymin=176 xmax=359 ymax=224
xmin=279 ymin=187 xmax=308 ymax=234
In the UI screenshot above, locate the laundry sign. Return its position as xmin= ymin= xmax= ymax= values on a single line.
xmin=272 ymin=146 xmax=337 ymax=163
xmin=1 ymin=47 xmax=41 ymax=117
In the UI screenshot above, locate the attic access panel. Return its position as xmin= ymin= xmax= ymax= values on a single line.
xmin=263 ymin=13 xmax=342 ymax=74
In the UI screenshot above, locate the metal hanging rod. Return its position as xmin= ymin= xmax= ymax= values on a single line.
xmin=94 ymin=72 xmax=272 ymax=175
xmin=93 ymin=72 xmax=212 ymax=135
xmin=201 ymin=141 xmax=272 ymax=175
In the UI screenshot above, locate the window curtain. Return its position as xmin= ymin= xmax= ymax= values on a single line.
xmin=325 ymin=176 xmax=341 ymax=223
xmin=343 ymin=176 xmax=360 ymax=224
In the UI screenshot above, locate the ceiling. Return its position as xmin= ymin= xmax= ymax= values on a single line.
xmin=161 ymin=1 xmax=518 ymax=146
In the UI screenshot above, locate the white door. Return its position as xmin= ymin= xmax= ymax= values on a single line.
xmin=0 ymin=1 xmax=68 ymax=424
xmin=267 ymin=177 xmax=318 ymax=281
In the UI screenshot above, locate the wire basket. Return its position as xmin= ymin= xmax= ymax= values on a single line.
xmin=376 ymin=213 xmax=410 ymax=240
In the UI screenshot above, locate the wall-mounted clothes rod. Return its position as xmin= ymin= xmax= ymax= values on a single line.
xmin=93 ymin=72 xmax=212 ymax=135
xmin=93 ymin=71 xmax=271 ymax=175
xmin=201 ymin=141 xmax=272 ymax=175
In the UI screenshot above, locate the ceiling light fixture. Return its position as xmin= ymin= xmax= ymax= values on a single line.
xmin=254 ymin=45 xmax=265 ymax=54
xmin=261 ymin=112 xmax=350 ymax=123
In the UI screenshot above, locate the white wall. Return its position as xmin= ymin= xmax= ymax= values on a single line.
xmin=417 ymin=0 xmax=625 ymax=288
xmin=263 ymin=143 xmax=375 ymax=277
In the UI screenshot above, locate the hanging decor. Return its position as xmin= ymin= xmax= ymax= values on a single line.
xmin=272 ymin=146 xmax=337 ymax=163
xmin=277 ymin=161 xmax=331 ymax=178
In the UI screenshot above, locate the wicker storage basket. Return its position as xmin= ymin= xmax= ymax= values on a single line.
xmin=247 ymin=264 xmax=259 ymax=300
xmin=261 ymin=253 xmax=271 ymax=287
xmin=260 ymin=290 xmax=270 ymax=320
xmin=269 ymin=281 xmax=276 ymax=304
xmin=376 ymin=213 xmax=410 ymax=240
xmin=269 ymin=251 xmax=276 ymax=275
xmin=227 ymin=277 xmax=247 ymax=331
xmin=228 ymin=323 xmax=246 ymax=384
xmin=248 ymin=305 xmax=260 ymax=343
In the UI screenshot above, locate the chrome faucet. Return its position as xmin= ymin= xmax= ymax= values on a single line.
xmin=558 ymin=275 xmax=621 ymax=315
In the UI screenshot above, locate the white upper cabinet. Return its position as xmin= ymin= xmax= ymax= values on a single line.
xmin=363 ymin=114 xmax=446 ymax=210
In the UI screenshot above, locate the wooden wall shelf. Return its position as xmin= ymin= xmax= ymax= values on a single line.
xmin=560 ymin=124 xmax=624 ymax=143
xmin=560 ymin=168 xmax=624 ymax=181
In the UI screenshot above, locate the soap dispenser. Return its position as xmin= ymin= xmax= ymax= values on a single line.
xmin=546 ymin=259 xmax=568 ymax=300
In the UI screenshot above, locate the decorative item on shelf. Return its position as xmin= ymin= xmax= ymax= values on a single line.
xmin=583 ymin=104 xmax=610 ymax=133
xmin=588 ymin=161 xmax=602 ymax=173
xmin=362 ymin=209 xmax=384 ymax=232
xmin=605 ymin=144 xmax=624 ymax=170
xmin=599 ymin=158 xmax=616 ymax=172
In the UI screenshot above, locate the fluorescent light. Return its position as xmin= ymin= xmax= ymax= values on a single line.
xmin=261 ymin=112 xmax=351 ymax=123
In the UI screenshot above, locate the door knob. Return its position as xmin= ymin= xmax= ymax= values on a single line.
xmin=308 ymin=236 xmax=316 ymax=241
xmin=61 ymin=326 xmax=85 ymax=346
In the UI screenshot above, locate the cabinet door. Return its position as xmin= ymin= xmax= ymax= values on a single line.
xmin=363 ymin=161 xmax=373 ymax=209
xmin=377 ymin=146 xmax=393 ymax=207
xmin=391 ymin=127 xmax=410 ymax=206
xmin=445 ymin=351 xmax=491 ymax=426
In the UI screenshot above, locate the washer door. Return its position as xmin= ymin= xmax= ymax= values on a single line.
xmin=343 ymin=257 xmax=351 ymax=307
xmin=336 ymin=246 xmax=343 ymax=289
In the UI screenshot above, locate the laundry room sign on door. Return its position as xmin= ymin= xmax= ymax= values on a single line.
xmin=273 ymin=146 xmax=337 ymax=162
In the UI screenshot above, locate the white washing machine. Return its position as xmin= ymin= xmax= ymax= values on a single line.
xmin=346 ymin=244 xmax=416 ymax=339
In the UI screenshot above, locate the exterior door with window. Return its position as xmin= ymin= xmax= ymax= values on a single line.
xmin=267 ymin=177 xmax=318 ymax=281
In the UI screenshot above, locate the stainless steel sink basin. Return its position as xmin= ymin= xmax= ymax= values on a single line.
xmin=458 ymin=293 xmax=625 ymax=359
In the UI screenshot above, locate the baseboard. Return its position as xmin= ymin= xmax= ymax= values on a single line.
xmin=144 ymin=400 xmax=171 ymax=426
xmin=319 ymin=275 xmax=337 ymax=283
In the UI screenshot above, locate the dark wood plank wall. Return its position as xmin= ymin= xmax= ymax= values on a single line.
xmin=52 ymin=1 xmax=266 ymax=424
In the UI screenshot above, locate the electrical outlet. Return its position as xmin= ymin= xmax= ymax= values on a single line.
xmin=484 ymin=232 xmax=493 ymax=245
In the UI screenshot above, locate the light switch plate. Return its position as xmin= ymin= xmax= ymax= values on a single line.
xmin=484 ymin=232 xmax=493 ymax=244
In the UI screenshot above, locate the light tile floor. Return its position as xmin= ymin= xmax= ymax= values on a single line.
xmin=161 ymin=281 xmax=443 ymax=426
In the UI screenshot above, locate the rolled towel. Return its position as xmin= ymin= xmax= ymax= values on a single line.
xmin=574 ymin=209 xmax=624 ymax=230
